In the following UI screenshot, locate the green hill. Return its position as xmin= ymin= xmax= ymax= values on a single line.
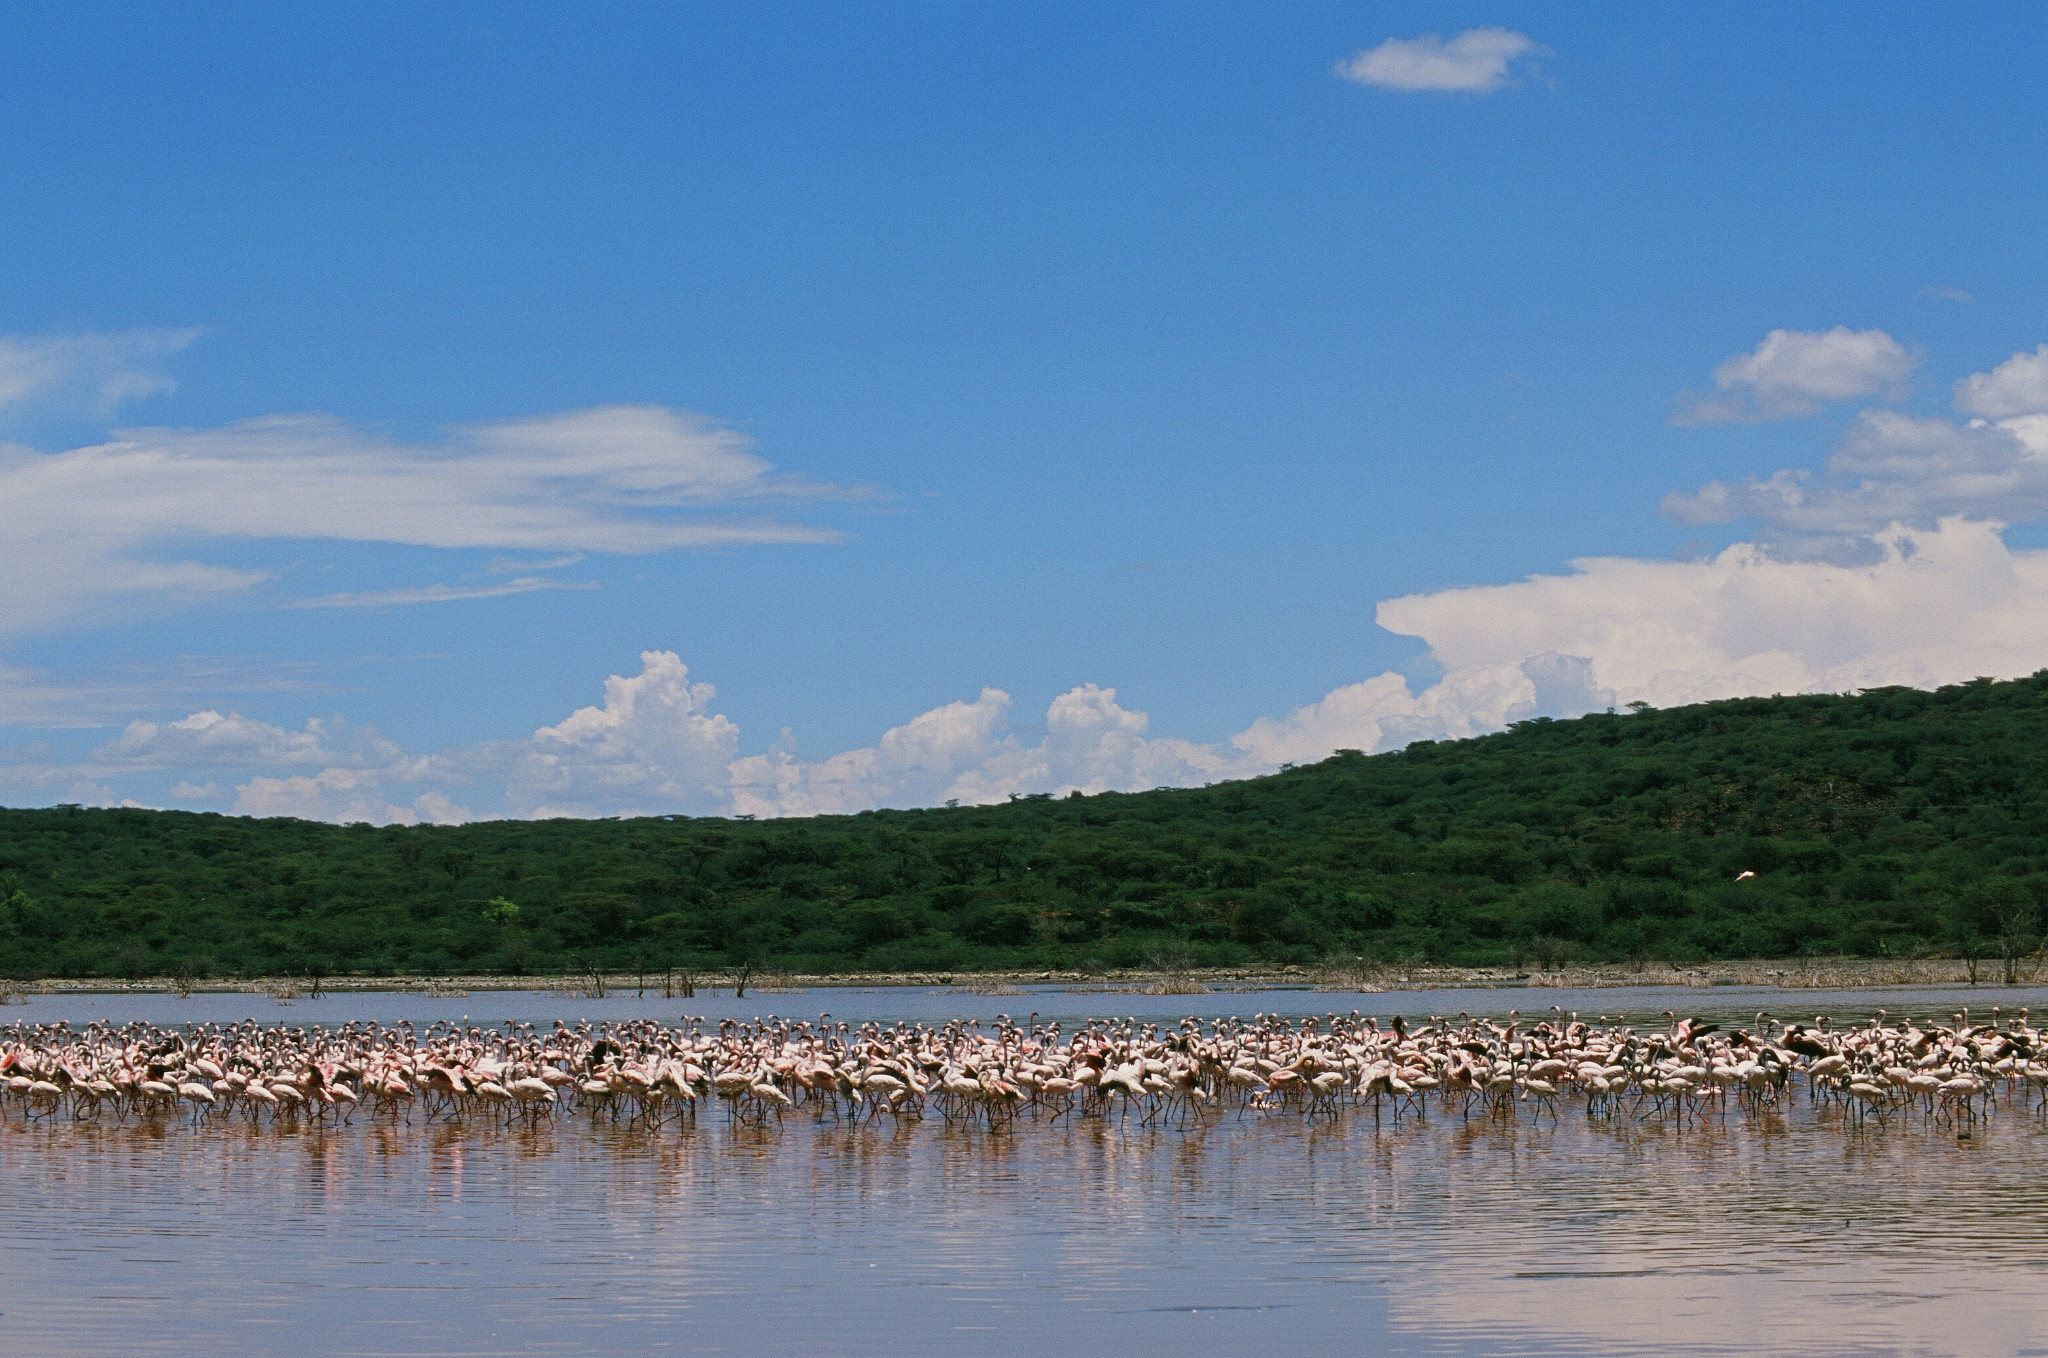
xmin=4 ymin=673 xmax=2048 ymax=980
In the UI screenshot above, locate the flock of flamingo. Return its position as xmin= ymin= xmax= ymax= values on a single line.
xmin=2 ymin=1005 xmax=2043 ymax=1136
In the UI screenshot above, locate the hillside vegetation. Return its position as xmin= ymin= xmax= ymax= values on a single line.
xmin=4 ymin=674 xmax=2048 ymax=980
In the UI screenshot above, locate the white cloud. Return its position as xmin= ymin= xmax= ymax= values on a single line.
xmin=1337 ymin=28 xmax=1538 ymax=93
xmin=502 ymin=650 xmax=740 ymax=818
xmin=60 ymin=652 xmax=736 ymax=826
xmin=1953 ymin=344 xmax=2048 ymax=420
xmin=1664 ymin=413 xmax=2046 ymax=544
xmin=29 ymin=329 xmax=2048 ymax=823
xmin=729 ymin=662 xmax=1610 ymax=819
xmin=482 ymin=553 xmax=585 ymax=575
xmin=0 ymin=329 xmax=199 ymax=417
xmin=1 ymin=706 xmax=419 ymax=817
xmin=1377 ymin=516 xmax=2048 ymax=709
xmin=189 ymin=661 xmax=1241 ymax=824
xmin=0 ymin=403 xmax=852 ymax=631
xmin=0 ymin=705 xmax=411 ymax=817
xmin=1665 ymin=342 xmax=2048 ymax=549
xmin=0 ymin=661 xmax=181 ymax=730
xmin=1027 ymin=683 xmax=1233 ymax=792
xmin=92 ymin=709 xmax=402 ymax=771
xmin=288 ymin=576 xmax=600 ymax=609
xmin=0 ymin=776 xmax=123 ymax=808
xmin=1674 ymin=327 xmax=1916 ymax=425
xmin=584 ymin=523 xmax=2048 ymax=817
xmin=0 ymin=554 xmax=272 ymax=633
xmin=1228 ymin=656 xmax=1611 ymax=768
xmin=25 ymin=513 xmax=2048 ymax=827
xmin=729 ymin=687 xmax=1017 ymax=817
xmin=98 ymin=710 xmax=333 ymax=768
xmin=233 ymin=768 xmax=461 ymax=826
xmin=729 ymin=682 xmax=1239 ymax=817
xmin=0 ymin=653 xmax=341 ymax=729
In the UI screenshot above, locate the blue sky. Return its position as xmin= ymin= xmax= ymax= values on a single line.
xmin=6 ymin=5 xmax=2048 ymax=821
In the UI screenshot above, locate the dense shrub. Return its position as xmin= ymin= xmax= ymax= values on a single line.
xmin=5 ymin=671 xmax=2048 ymax=975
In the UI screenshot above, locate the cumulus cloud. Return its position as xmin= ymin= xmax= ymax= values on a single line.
xmin=725 ymin=662 xmax=1613 ymax=818
xmin=502 ymin=650 xmax=740 ymax=818
xmin=0 ymin=404 xmax=853 ymax=631
xmin=729 ymin=688 xmax=1018 ymax=817
xmin=0 ymin=329 xmax=199 ymax=417
xmin=99 ymin=710 xmax=335 ymax=768
xmin=0 ymin=766 xmax=124 ymax=809
xmin=1336 ymin=28 xmax=1538 ymax=93
xmin=93 ymin=709 xmax=402 ymax=771
xmin=0 ymin=700 xmax=433 ymax=819
xmin=1953 ymin=344 xmax=2048 ymax=420
xmin=1228 ymin=656 xmax=1612 ymax=769
xmin=729 ymin=683 xmax=1239 ymax=817
xmin=1018 ymin=683 xmax=1233 ymax=794
xmin=340 ymin=520 xmax=2048 ymax=821
xmin=29 ymin=514 xmax=2048 ymax=829
xmin=725 ymin=520 xmax=2048 ymax=813
xmin=29 ymin=336 xmax=2048 ymax=823
xmin=1674 ymin=327 xmax=1916 ymax=425
xmin=233 ymin=769 xmax=467 ymax=826
xmin=1377 ymin=516 xmax=2048 ymax=708
xmin=177 ymin=659 xmax=1241 ymax=824
xmin=163 ymin=652 xmax=736 ymax=824
xmin=1666 ymin=342 xmax=2048 ymax=551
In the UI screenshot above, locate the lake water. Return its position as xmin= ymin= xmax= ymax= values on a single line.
xmin=5 ymin=984 xmax=2047 ymax=1357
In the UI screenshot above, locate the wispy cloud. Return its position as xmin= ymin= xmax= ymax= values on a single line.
xmin=1915 ymin=286 xmax=1974 ymax=304
xmin=0 ymin=329 xmax=200 ymax=417
xmin=1337 ymin=29 xmax=1539 ymax=93
xmin=480 ymin=552 xmax=585 ymax=575
xmin=289 ymin=576 xmax=599 ymax=609
xmin=0 ymin=653 xmax=342 ymax=729
xmin=0 ymin=403 xmax=859 ymax=632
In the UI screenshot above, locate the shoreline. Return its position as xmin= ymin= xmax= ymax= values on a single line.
xmin=3 ymin=957 xmax=2039 ymax=999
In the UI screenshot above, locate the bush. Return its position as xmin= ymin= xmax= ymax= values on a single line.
xmin=6 ymin=671 xmax=2048 ymax=974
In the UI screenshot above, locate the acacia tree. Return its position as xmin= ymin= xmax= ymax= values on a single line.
xmin=1956 ymin=881 xmax=2039 ymax=985
xmin=1991 ymin=894 xmax=2040 ymax=985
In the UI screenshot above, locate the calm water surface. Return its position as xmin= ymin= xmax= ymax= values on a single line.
xmin=5 ymin=984 xmax=2047 ymax=1357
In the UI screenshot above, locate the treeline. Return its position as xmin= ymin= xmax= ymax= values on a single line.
xmin=4 ymin=674 xmax=2048 ymax=979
